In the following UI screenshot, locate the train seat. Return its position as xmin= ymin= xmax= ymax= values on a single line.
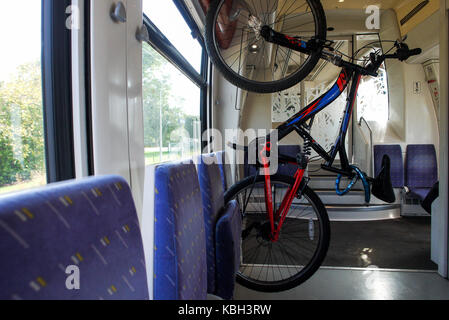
xmin=405 ymin=144 xmax=438 ymax=201
xmin=153 ymin=160 xmax=207 ymax=300
xmin=0 ymin=176 xmax=149 ymax=300
xmin=216 ymin=150 xmax=233 ymax=191
xmin=197 ymin=153 xmax=241 ymax=299
xmin=277 ymin=145 xmax=302 ymax=176
xmin=244 ymin=144 xmax=301 ymax=177
xmin=374 ymin=145 xmax=404 ymax=188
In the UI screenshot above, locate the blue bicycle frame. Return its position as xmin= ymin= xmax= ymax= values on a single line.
xmin=275 ymin=66 xmax=364 ymax=181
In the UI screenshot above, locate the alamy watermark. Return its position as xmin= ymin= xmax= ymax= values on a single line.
xmin=365 ymin=5 xmax=380 ymax=30
xmin=65 ymin=265 xmax=80 ymax=290
xmin=66 ymin=5 xmax=80 ymax=30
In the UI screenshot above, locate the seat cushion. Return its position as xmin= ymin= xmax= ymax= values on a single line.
xmin=153 ymin=161 xmax=207 ymax=300
xmin=409 ymin=188 xmax=432 ymax=201
xmin=197 ymin=154 xmax=224 ymax=294
xmin=0 ymin=176 xmax=149 ymax=300
xmin=215 ymin=200 xmax=242 ymax=300
xmin=374 ymin=145 xmax=404 ymax=188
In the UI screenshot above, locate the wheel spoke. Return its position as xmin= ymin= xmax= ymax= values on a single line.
xmin=229 ymin=176 xmax=328 ymax=290
xmin=207 ymin=0 xmax=324 ymax=92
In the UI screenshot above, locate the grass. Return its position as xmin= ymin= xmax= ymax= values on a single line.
xmin=144 ymin=150 xmax=197 ymax=165
xmin=0 ymin=175 xmax=46 ymax=195
xmin=145 ymin=151 xmax=179 ymax=165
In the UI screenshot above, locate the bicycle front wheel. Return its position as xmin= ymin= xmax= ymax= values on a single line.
xmin=225 ymin=174 xmax=330 ymax=292
xmin=205 ymin=0 xmax=327 ymax=93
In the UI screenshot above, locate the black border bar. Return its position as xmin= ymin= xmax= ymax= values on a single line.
xmin=41 ymin=0 xmax=76 ymax=183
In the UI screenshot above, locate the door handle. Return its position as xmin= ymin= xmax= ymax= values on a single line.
xmin=111 ymin=2 xmax=127 ymax=23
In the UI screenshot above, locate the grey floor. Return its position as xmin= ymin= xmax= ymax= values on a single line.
xmin=235 ymin=267 xmax=449 ymax=300
xmin=323 ymin=217 xmax=437 ymax=270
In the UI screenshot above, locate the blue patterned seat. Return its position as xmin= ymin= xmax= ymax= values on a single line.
xmin=197 ymin=154 xmax=224 ymax=295
xmin=405 ymin=144 xmax=438 ymax=201
xmin=153 ymin=160 xmax=207 ymax=300
xmin=277 ymin=145 xmax=301 ymax=176
xmin=0 ymin=176 xmax=149 ymax=300
xmin=374 ymin=145 xmax=404 ymax=188
xmin=197 ymin=154 xmax=241 ymax=299
xmin=244 ymin=144 xmax=301 ymax=177
xmin=215 ymin=200 xmax=241 ymax=300
xmin=216 ymin=151 xmax=232 ymax=191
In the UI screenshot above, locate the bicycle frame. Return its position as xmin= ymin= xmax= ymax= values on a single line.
xmin=258 ymin=65 xmax=364 ymax=241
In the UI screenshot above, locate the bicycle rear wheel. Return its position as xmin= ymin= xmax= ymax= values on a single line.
xmin=205 ymin=0 xmax=327 ymax=93
xmin=225 ymin=174 xmax=330 ymax=292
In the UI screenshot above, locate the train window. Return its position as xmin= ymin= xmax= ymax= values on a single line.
xmin=0 ymin=1 xmax=46 ymax=194
xmin=143 ymin=44 xmax=201 ymax=165
xmin=143 ymin=0 xmax=203 ymax=73
xmin=142 ymin=2 xmax=206 ymax=165
xmin=355 ymin=34 xmax=389 ymax=124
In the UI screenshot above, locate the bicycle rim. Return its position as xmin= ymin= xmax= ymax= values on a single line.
xmin=206 ymin=0 xmax=326 ymax=93
xmin=226 ymin=175 xmax=330 ymax=292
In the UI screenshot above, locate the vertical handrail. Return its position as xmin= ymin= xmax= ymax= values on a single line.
xmin=358 ymin=117 xmax=374 ymax=176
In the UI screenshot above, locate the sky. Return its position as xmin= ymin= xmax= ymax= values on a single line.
xmin=0 ymin=0 xmax=41 ymax=82
xmin=0 ymin=0 xmax=201 ymax=117
xmin=143 ymin=0 xmax=203 ymax=117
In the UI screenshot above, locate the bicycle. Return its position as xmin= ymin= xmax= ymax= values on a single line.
xmin=205 ymin=0 xmax=422 ymax=292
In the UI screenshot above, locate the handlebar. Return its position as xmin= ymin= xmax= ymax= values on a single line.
xmin=366 ymin=44 xmax=421 ymax=75
xmin=385 ymin=47 xmax=422 ymax=61
xmin=323 ymin=42 xmax=422 ymax=77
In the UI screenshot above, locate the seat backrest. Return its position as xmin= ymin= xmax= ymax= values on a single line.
xmin=374 ymin=145 xmax=404 ymax=188
xmin=215 ymin=200 xmax=241 ymax=300
xmin=216 ymin=151 xmax=233 ymax=191
xmin=405 ymin=144 xmax=438 ymax=188
xmin=153 ymin=161 xmax=207 ymax=300
xmin=0 ymin=176 xmax=149 ymax=300
xmin=277 ymin=145 xmax=301 ymax=176
xmin=197 ymin=153 xmax=224 ymax=294
xmin=244 ymin=145 xmax=301 ymax=177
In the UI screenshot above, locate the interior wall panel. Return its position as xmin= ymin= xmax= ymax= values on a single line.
xmin=90 ymin=0 xmax=130 ymax=182
xmin=126 ymin=0 xmax=145 ymax=221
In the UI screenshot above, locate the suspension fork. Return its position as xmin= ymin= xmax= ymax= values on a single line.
xmin=272 ymin=169 xmax=305 ymax=242
xmin=261 ymin=142 xmax=275 ymax=237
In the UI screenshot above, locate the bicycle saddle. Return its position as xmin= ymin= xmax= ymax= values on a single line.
xmin=372 ymin=155 xmax=396 ymax=204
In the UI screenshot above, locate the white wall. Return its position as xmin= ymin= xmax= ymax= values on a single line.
xmin=380 ymin=9 xmax=406 ymax=141
xmin=90 ymin=0 xmax=145 ymax=221
xmin=404 ymin=64 xmax=440 ymax=153
xmin=212 ymin=69 xmax=241 ymax=144
xmin=376 ymin=9 xmax=440 ymax=154
xmin=432 ymin=0 xmax=448 ymax=278
xmin=126 ymin=0 xmax=145 ymax=222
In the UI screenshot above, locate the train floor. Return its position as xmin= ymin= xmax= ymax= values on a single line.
xmin=323 ymin=216 xmax=436 ymax=270
xmin=235 ymin=216 xmax=449 ymax=300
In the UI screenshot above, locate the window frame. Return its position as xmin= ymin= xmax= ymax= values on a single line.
xmin=42 ymin=0 xmax=76 ymax=183
xmin=142 ymin=0 xmax=210 ymax=149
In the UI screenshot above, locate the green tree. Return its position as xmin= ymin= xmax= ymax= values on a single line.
xmin=142 ymin=45 xmax=187 ymax=148
xmin=0 ymin=61 xmax=44 ymax=185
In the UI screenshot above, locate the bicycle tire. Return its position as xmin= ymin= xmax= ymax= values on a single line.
xmin=205 ymin=0 xmax=327 ymax=94
xmin=225 ymin=174 xmax=330 ymax=292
